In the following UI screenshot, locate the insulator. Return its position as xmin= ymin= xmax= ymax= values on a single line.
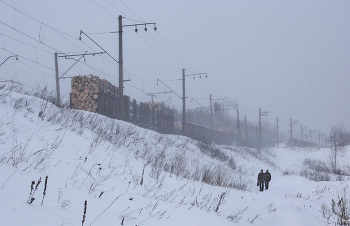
xmin=135 ymin=28 xmax=138 ymax=33
xmin=144 ymin=27 xmax=147 ymax=32
xmin=154 ymin=27 xmax=157 ymax=31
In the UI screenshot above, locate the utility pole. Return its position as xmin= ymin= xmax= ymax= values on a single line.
xmin=276 ymin=117 xmax=279 ymax=148
xmin=117 ymin=15 xmax=156 ymax=120
xmin=290 ymin=119 xmax=298 ymax=148
xmin=181 ymin=69 xmax=207 ymax=135
xmin=258 ymin=108 xmax=269 ymax=154
xmin=236 ymin=108 xmax=240 ymax=146
xmin=310 ymin=129 xmax=312 ymax=144
xmin=182 ymin=69 xmax=186 ymax=135
xmin=210 ymin=97 xmax=238 ymax=144
xmin=259 ymin=108 xmax=261 ymax=153
xmin=54 ymin=51 xmax=104 ymax=108
xmin=245 ymin=115 xmax=248 ymax=146
xmin=210 ymin=95 xmax=214 ymax=142
xmin=301 ymin=125 xmax=303 ymax=147
xmin=118 ymin=15 xmax=124 ymax=120
xmin=54 ymin=52 xmax=60 ymax=107
xmin=255 ymin=125 xmax=258 ymax=149
xmin=300 ymin=125 xmax=307 ymax=147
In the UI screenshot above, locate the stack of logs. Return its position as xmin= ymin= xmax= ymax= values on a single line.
xmin=70 ymin=75 xmax=118 ymax=113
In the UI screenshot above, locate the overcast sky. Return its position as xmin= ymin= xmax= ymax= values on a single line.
xmin=0 ymin=0 xmax=349 ymax=135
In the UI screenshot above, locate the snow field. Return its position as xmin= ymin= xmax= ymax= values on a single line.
xmin=0 ymin=88 xmax=349 ymax=226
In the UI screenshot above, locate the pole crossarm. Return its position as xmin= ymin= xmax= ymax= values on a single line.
xmin=123 ymin=22 xmax=156 ymax=27
xmin=261 ymin=111 xmax=269 ymax=116
xmin=145 ymin=91 xmax=172 ymax=103
xmin=184 ymin=72 xmax=207 ymax=78
xmin=291 ymin=120 xmax=299 ymax=125
xmin=94 ymin=22 xmax=157 ymax=33
xmin=58 ymin=52 xmax=105 ymax=59
xmin=187 ymin=107 xmax=209 ymax=111
xmin=212 ymin=97 xmax=229 ymax=101
xmin=179 ymin=72 xmax=207 ymax=80
xmin=212 ymin=98 xmax=238 ymax=109
xmin=218 ymin=105 xmax=237 ymax=111
xmin=145 ymin=91 xmax=172 ymax=96
xmin=57 ymin=51 xmax=105 ymax=79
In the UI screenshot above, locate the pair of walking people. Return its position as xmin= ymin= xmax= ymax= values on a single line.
xmin=257 ymin=169 xmax=271 ymax=192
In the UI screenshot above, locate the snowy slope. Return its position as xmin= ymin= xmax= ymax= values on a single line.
xmin=0 ymin=87 xmax=349 ymax=226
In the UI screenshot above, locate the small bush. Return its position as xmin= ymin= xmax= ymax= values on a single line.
xmin=197 ymin=142 xmax=236 ymax=170
xmin=299 ymin=169 xmax=330 ymax=181
xmin=27 ymin=177 xmax=42 ymax=204
xmin=303 ymin=158 xmax=330 ymax=173
xmin=321 ymin=187 xmax=350 ymax=225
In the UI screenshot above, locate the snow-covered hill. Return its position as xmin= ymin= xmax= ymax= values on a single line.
xmin=0 ymin=86 xmax=349 ymax=226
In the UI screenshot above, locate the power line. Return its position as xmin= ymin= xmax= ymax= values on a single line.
xmin=16 ymin=59 xmax=54 ymax=78
xmin=0 ymin=20 xmax=61 ymax=52
xmin=73 ymin=61 xmax=116 ymax=81
xmin=1 ymin=1 xmax=181 ymax=109
xmin=119 ymin=0 xmax=144 ymax=22
xmin=0 ymin=47 xmax=71 ymax=86
xmin=116 ymin=0 xmax=197 ymax=71
xmin=91 ymin=0 xmax=119 ymax=20
xmin=0 ymin=32 xmax=53 ymax=54
xmin=145 ymin=32 xmax=185 ymax=69
xmin=1 ymin=0 xmax=229 ymax=122
xmin=0 ymin=0 xmax=85 ymax=52
xmin=105 ymin=0 xmax=128 ymax=18
xmin=157 ymin=78 xmax=182 ymax=99
xmin=0 ymin=47 xmax=55 ymax=72
xmin=0 ymin=0 xmax=118 ymax=68
xmin=133 ymin=31 xmax=180 ymax=70
xmin=94 ymin=0 xmax=196 ymax=75
xmin=155 ymin=32 xmax=197 ymax=70
xmin=123 ymin=82 xmax=180 ymax=109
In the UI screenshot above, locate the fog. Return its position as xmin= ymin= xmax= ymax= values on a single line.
xmin=0 ymin=0 xmax=349 ymax=136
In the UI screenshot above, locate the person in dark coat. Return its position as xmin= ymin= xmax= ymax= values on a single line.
xmin=257 ymin=169 xmax=265 ymax=192
xmin=264 ymin=170 xmax=271 ymax=190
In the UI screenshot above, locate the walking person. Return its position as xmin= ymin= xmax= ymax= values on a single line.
xmin=264 ymin=169 xmax=271 ymax=190
xmin=257 ymin=169 xmax=265 ymax=192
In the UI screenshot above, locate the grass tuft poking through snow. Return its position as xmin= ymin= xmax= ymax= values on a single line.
xmin=0 ymin=86 xmax=350 ymax=226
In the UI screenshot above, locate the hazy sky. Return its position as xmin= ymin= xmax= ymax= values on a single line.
xmin=0 ymin=0 xmax=349 ymax=135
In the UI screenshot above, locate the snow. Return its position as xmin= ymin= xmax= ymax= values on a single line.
xmin=0 ymin=87 xmax=349 ymax=226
